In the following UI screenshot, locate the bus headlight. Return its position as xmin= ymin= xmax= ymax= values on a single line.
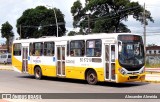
xmin=118 ymin=68 xmax=126 ymax=75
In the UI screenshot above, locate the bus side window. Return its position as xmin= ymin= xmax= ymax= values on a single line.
xmin=86 ymin=39 xmax=102 ymax=57
xmin=35 ymin=50 xmax=40 ymax=56
xmin=32 ymin=48 xmax=35 ymax=55
xmin=29 ymin=43 xmax=32 ymax=56
xmin=44 ymin=42 xmax=54 ymax=56
xmin=111 ymin=45 xmax=115 ymax=62
xmin=52 ymin=50 xmax=54 ymax=56
xmin=96 ymin=52 xmax=100 ymax=57
xmin=33 ymin=42 xmax=43 ymax=56
xmin=81 ymin=48 xmax=85 ymax=56
xmin=40 ymin=49 xmax=43 ymax=56
xmin=70 ymin=50 xmax=74 ymax=56
xmin=70 ymin=40 xmax=85 ymax=57
xmin=32 ymin=43 xmax=35 ymax=55
xmin=67 ymin=41 xmax=69 ymax=56
xmin=13 ymin=43 xmax=21 ymax=56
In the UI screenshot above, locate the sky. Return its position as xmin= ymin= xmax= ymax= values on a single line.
xmin=0 ymin=0 xmax=160 ymax=45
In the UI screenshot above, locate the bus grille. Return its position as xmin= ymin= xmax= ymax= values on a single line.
xmin=129 ymin=76 xmax=138 ymax=79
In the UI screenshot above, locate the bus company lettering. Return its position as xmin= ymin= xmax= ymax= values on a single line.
xmin=80 ymin=58 xmax=92 ymax=62
xmin=33 ymin=57 xmax=41 ymax=63
xmin=66 ymin=60 xmax=75 ymax=64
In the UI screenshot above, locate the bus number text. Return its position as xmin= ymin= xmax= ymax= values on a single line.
xmin=80 ymin=58 xmax=92 ymax=62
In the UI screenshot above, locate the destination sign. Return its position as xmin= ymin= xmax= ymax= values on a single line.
xmin=118 ymin=35 xmax=141 ymax=41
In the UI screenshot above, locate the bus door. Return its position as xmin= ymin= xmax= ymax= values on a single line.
xmin=104 ymin=44 xmax=116 ymax=81
xmin=56 ymin=45 xmax=66 ymax=76
xmin=22 ymin=47 xmax=28 ymax=73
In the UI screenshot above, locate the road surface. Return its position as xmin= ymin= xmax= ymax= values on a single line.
xmin=0 ymin=70 xmax=160 ymax=102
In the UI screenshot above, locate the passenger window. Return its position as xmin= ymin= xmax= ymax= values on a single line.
xmin=44 ymin=42 xmax=55 ymax=56
xmin=29 ymin=43 xmax=33 ymax=56
xmin=33 ymin=42 xmax=43 ymax=56
xmin=70 ymin=40 xmax=85 ymax=57
xmin=67 ymin=41 xmax=69 ymax=56
xmin=13 ymin=43 xmax=21 ymax=56
xmin=86 ymin=39 xmax=102 ymax=57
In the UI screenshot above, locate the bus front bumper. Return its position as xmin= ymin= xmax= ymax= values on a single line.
xmin=116 ymin=73 xmax=145 ymax=83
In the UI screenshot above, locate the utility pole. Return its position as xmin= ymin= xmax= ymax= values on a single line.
xmin=46 ymin=5 xmax=58 ymax=37
xmin=53 ymin=8 xmax=58 ymax=37
xmin=143 ymin=3 xmax=146 ymax=47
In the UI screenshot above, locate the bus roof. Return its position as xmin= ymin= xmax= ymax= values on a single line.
xmin=13 ymin=33 xmax=141 ymax=43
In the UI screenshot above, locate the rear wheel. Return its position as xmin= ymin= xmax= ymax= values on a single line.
xmin=86 ymin=70 xmax=98 ymax=85
xmin=34 ymin=66 xmax=42 ymax=79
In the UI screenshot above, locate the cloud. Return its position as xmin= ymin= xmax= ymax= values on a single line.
xmin=131 ymin=0 xmax=160 ymax=19
xmin=0 ymin=0 xmax=76 ymax=43
xmin=0 ymin=0 xmax=160 ymax=45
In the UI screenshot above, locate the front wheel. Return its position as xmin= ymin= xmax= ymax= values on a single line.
xmin=34 ymin=66 xmax=42 ymax=80
xmin=86 ymin=70 xmax=98 ymax=85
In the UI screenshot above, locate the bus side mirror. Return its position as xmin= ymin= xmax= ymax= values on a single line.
xmin=118 ymin=41 xmax=122 ymax=53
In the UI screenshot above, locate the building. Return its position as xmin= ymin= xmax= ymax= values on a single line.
xmin=146 ymin=46 xmax=160 ymax=55
xmin=146 ymin=46 xmax=160 ymax=64
xmin=0 ymin=45 xmax=7 ymax=54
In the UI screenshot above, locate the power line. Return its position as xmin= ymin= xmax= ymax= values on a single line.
xmin=146 ymin=5 xmax=160 ymax=8
xmin=132 ymin=32 xmax=160 ymax=36
xmin=72 ymin=5 xmax=142 ymax=31
xmin=20 ymin=22 xmax=65 ymax=28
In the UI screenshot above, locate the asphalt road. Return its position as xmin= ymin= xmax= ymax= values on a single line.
xmin=0 ymin=70 xmax=160 ymax=102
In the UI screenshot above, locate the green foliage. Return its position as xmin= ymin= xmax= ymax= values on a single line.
xmin=17 ymin=6 xmax=66 ymax=38
xmin=68 ymin=31 xmax=77 ymax=36
xmin=71 ymin=0 xmax=85 ymax=28
xmin=1 ymin=21 xmax=14 ymax=52
xmin=71 ymin=0 xmax=154 ymax=33
xmin=145 ymin=63 xmax=160 ymax=68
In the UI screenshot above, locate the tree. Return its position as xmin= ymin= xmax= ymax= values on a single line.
xmin=68 ymin=31 xmax=77 ymax=36
xmin=71 ymin=0 xmax=154 ymax=33
xmin=1 ymin=21 xmax=14 ymax=53
xmin=17 ymin=6 xmax=66 ymax=38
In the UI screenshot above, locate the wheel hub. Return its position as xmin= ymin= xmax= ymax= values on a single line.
xmin=89 ymin=73 xmax=96 ymax=82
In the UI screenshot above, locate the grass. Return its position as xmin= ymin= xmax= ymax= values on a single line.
xmin=145 ymin=63 xmax=160 ymax=68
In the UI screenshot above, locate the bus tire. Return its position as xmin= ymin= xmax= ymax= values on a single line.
xmin=34 ymin=66 xmax=42 ymax=80
xmin=86 ymin=70 xmax=98 ymax=85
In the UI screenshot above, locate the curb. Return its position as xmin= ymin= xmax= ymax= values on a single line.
xmin=0 ymin=65 xmax=13 ymax=71
xmin=0 ymin=68 xmax=13 ymax=71
xmin=146 ymin=68 xmax=160 ymax=69
xmin=0 ymin=99 xmax=10 ymax=102
xmin=145 ymin=73 xmax=160 ymax=83
xmin=144 ymin=80 xmax=160 ymax=83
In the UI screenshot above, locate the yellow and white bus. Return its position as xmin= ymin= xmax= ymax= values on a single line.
xmin=12 ymin=33 xmax=145 ymax=84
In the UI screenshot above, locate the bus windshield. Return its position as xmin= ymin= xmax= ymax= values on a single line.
xmin=118 ymin=35 xmax=145 ymax=70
